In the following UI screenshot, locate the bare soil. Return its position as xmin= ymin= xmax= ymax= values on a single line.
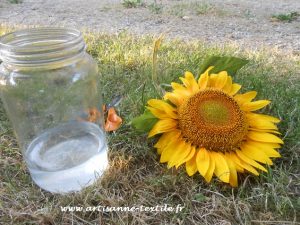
xmin=0 ymin=0 xmax=300 ymax=51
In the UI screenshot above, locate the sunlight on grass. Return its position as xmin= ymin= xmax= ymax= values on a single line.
xmin=0 ymin=25 xmax=299 ymax=224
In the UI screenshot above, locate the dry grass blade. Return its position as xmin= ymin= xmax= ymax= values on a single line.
xmin=152 ymin=33 xmax=165 ymax=95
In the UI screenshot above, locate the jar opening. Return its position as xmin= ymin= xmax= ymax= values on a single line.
xmin=0 ymin=27 xmax=86 ymax=68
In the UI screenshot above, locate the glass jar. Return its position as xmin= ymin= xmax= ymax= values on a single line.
xmin=0 ymin=28 xmax=108 ymax=193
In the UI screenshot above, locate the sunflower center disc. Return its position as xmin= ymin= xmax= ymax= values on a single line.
xmin=178 ymin=89 xmax=248 ymax=152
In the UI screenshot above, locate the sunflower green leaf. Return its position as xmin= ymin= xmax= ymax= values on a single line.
xmin=199 ymin=56 xmax=249 ymax=76
xmin=132 ymin=109 xmax=159 ymax=133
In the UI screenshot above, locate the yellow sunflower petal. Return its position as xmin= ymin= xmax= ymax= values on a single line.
xmin=157 ymin=148 xmax=163 ymax=155
xmin=170 ymin=82 xmax=192 ymax=99
xmin=248 ymin=113 xmax=280 ymax=123
xmin=147 ymin=99 xmax=177 ymax=119
xmin=179 ymin=145 xmax=196 ymax=168
xmin=147 ymin=106 xmax=177 ymax=120
xmin=234 ymin=91 xmax=257 ymax=105
xmin=168 ymin=141 xmax=192 ymax=169
xmin=186 ymin=154 xmax=198 ymax=176
xmin=211 ymin=152 xmax=230 ymax=183
xmin=236 ymin=150 xmax=267 ymax=172
xmin=246 ymin=140 xmax=281 ymax=150
xmin=246 ymin=113 xmax=278 ymax=130
xmin=179 ymin=71 xmax=199 ymax=94
xmin=226 ymin=152 xmax=244 ymax=172
xmin=171 ymin=82 xmax=192 ymax=100
xmin=248 ymin=128 xmax=281 ymax=134
xmin=154 ymin=130 xmax=181 ymax=154
xmin=203 ymin=152 xmax=215 ymax=182
xmin=230 ymin=152 xmax=259 ymax=175
xmin=208 ymin=73 xmax=218 ymax=87
xmin=247 ymin=131 xmax=283 ymax=144
xmin=198 ymin=73 xmax=209 ymax=90
xmin=172 ymin=89 xmax=191 ymax=101
xmin=224 ymin=154 xmax=238 ymax=187
xmin=240 ymin=142 xmax=273 ymax=165
xmin=228 ymin=83 xmax=242 ymax=96
xmin=198 ymin=66 xmax=213 ymax=90
xmin=214 ymin=71 xmax=228 ymax=90
xmin=245 ymin=140 xmax=281 ymax=158
xmin=222 ymin=75 xmax=233 ymax=93
xmin=148 ymin=119 xmax=177 ymax=137
xmin=160 ymin=137 xmax=181 ymax=163
xmin=171 ymin=82 xmax=186 ymax=91
xmin=164 ymin=92 xmax=184 ymax=107
xmin=196 ymin=148 xmax=210 ymax=177
xmin=241 ymin=100 xmax=270 ymax=111
xmin=147 ymin=107 xmax=165 ymax=119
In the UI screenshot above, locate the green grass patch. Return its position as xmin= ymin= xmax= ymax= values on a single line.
xmin=195 ymin=2 xmax=214 ymax=15
xmin=122 ymin=0 xmax=143 ymax=8
xmin=0 ymin=26 xmax=299 ymax=224
xmin=7 ymin=0 xmax=22 ymax=3
xmin=148 ymin=2 xmax=163 ymax=14
xmin=168 ymin=1 xmax=226 ymax=18
xmin=271 ymin=11 xmax=299 ymax=22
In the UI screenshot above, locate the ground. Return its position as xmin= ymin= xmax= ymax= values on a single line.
xmin=0 ymin=0 xmax=300 ymax=51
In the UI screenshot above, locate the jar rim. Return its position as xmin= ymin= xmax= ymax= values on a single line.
xmin=0 ymin=27 xmax=86 ymax=68
xmin=0 ymin=27 xmax=82 ymax=51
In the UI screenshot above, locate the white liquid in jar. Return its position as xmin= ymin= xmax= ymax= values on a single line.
xmin=25 ymin=121 xmax=108 ymax=193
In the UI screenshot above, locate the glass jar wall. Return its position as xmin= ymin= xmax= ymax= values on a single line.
xmin=0 ymin=28 xmax=108 ymax=193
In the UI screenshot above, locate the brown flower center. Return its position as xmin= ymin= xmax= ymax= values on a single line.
xmin=178 ymin=89 xmax=248 ymax=152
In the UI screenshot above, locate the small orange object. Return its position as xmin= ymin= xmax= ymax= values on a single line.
xmin=85 ymin=105 xmax=122 ymax=132
xmin=104 ymin=107 xmax=123 ymax=132
xmin=87 ymin=107 xmax=101 ymax=123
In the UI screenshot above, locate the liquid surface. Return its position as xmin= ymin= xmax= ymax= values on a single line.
xmin=25 ymin=121 xmax=108 ymax=193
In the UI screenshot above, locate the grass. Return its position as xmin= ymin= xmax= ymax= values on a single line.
xmin=271 ymin=12 xmax=299 ymax=23
xmin=195 ymin=2 xmax=214 ymax=15
xmin=0 ymin=25 xmax=300 ymax=224
xmin=122 ymin=0 xmax=143 ymax=8
xmin=7 ymin=0 xmax=22 ymax=3
xmin=148 ymin=2 xmax=163 ymax=14
xmin=168 ymin=1 xmax=226 ymax=18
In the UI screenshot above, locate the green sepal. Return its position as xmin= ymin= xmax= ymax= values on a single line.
xmin=132 ymin=109 xmax=158 ymax=133
xmin=199 ymin=56 xmax=249 ymax=76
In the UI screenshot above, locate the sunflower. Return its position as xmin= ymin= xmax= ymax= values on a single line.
xmin=147 ymin=67 xmax=283 ymax=187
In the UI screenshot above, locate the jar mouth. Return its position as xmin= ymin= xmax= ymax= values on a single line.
xmin=0 ymin=27 xmax=86 ymax=68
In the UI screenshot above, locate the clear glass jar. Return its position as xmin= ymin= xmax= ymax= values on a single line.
xmin=0 ymin=28 xmax=108 ymax=193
